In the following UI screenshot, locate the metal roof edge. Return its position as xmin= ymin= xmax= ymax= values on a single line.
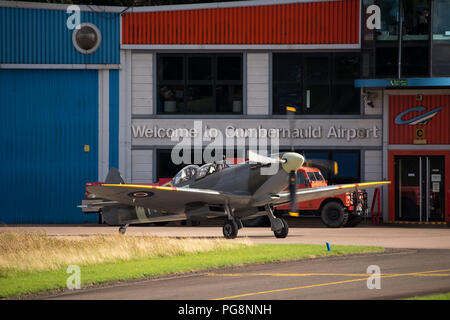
xmin=0 ymin=0 xmax=124 ymax=12
xmin=124 ymin=0 xmax=341 ymax=13
xmin=0 ymin=0 xmax=342 ymax=14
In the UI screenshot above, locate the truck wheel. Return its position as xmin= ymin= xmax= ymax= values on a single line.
xmin=320 ymin=201 xmax=348 ymax=228
xmin=344 ymin=214 xmax=362 ymax=227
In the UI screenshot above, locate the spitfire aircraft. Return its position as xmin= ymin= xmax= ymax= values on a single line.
xmin=82 ymin=150 xmax=390 ymax=239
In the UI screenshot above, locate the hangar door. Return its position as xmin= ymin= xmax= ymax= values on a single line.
xmin=0 ymin=69 xmax=98 ymax=223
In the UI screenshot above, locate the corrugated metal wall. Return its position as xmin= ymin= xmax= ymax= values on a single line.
xmin=109 ymin=70 xmax=119 ymax=169
xmin=122 ymin=0 xmax=359 ymax=45
xmin=389 ymin=95 xmax=450 ymax=144
xmin=0 ymin=69 xmax=99 ymax=223
xmin=0 ymin=7 xmax=120 ymax=64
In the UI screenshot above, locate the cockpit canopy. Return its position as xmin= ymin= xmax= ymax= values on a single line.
xmin=172 ymin=160 xmax=234 ymax=186
xmin=173 ymin=165 xmax=199 ymax=185
xmin=196 ymin=163 xmax=216 ymax=179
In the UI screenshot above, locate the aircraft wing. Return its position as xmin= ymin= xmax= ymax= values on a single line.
xmin=267 ymin=181 xmax=391 ymax=207
xmin=87 ymin=184 xmax=251 ymax=214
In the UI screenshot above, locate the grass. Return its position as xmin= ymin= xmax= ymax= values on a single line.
xmin=405 ymin=292 xmax=450 ymax=300
xmin=0 ymin=232 xmax=251 ymax=272
xmin=0 ymin=232 xmax=385 ymax=298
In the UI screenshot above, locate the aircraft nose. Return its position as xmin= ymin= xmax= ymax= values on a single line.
xmin=281 ymin=152 xmax=305 ymax=173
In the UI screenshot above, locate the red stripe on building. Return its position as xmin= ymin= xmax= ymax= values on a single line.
xmin=122 ymin=0 xmax=360 ymax=45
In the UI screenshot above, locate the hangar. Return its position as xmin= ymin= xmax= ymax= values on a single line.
xmin=1 ymin=0 xmax=449 ymax=224
xmin=0 ymin=1 xmax=121 ymax=223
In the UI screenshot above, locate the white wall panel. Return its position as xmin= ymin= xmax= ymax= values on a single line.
xmin=132 ymin=149 xmax=153 ymax=183
xmin=247 ymin=53 xmax=269 ymax=115
xmin=132 ymin=53 xmax=153 ymax=115
xmin=98 ymin=69 xmax=110 ymax=182
xmin=364 ymin=150 xmax=383 ymax=217
xmin=365 ymin=150 xmax=382 ymax=181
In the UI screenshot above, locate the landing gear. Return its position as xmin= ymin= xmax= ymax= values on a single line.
xmin=118 ymin=224 xmax=129 ymax=234
xmin=223 ymin=220 xmax=239 ymax=239
xmin=265 ymin=205 xmax=289 ymax=239
xmin=222 ymin=202 xmax=242 ymax=239
xmin=273 ymin=218 xmax=289 ymax=238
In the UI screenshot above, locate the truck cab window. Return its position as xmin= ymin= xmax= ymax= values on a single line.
xmin=314 ymin=172 xmax=324 ymax=181
xmin=296 ymin=172 xmax=307 ymax=185
xmin=307 ymin=172 xmax=317 ymax=181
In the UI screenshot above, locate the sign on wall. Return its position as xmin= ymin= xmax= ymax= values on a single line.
xmin=131 ymin=119 xmax=382 ymax=147
xmin=389 ymin=95 xmax=450 ymax=145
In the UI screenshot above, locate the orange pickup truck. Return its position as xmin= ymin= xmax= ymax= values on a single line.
xmin=274 ymin=166 xmax=368 ymax=228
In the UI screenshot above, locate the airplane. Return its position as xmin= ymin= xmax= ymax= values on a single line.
xmin=81 ymin=151 xmax=390 ymax=239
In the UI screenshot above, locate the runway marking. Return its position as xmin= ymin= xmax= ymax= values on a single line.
xmin=207 ymin=271 xmax=450 ymax=278
xmin=211 ymin=268 xmax=450 ymax=300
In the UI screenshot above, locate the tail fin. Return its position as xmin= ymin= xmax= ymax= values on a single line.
xmin=105 ymin=167 xmax=125 ymax=184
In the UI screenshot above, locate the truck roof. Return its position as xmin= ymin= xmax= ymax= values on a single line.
xmin=298 ymin=166 xmax=322 ymax=173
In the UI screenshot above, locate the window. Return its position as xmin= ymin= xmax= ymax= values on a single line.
xmin=432 ymin=0 xmax=450 ymax=76
xmin=282 ymin=150 xmax=361 ymax=185
xmin=307 ymin=172 xmax=317 ymax=181
xmin=375 ymin=47 xmax=399 ymax=77
xmin=72 ymin=23 xmax=102 ymax=54
xmin=157 ymin=54 xmax=243 ymax=114
xmin=375 ymin=0 xmax=400 ymax=42
xmin=363 ymin=0 xmax=432 ymax=78
xmin=157 ymin=149 xmax=188 ymax=179
xmin=332 ymin=151 xmax=360 ymax=184
xmin=402 ymin=0 xmax=430 ymax=39
xmin=296 ymin=172 xmax=307 ymax=185
xmin=401 ymin=0 xmax=430 ymax=76
xmin=272 ymin=53 xmax=360 ymax=115
xmin=272 ymin=53 xmax=303 ymax=114
xmin=303 ymin=54 xmax=331 ymax=115
xmin=313 ymin=172 xmax=324 ymax=181
xmin=402 ymin=46 xmax=429 ymax=76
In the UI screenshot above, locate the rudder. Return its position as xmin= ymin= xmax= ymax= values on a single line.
xmin=104 ymin=167 xmax=125 ymax=184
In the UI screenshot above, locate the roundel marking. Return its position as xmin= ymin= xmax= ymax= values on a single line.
xmin=128 ymin=191 xmax=154 ymax=198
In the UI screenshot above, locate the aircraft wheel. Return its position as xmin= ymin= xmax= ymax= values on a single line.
xmin=273 ymin=218 xmax=289 ymax=239
xmin=223 ymin=220 xmax=239 ymax=239
xmin=118 ymin=225 xmax=127 ymax=234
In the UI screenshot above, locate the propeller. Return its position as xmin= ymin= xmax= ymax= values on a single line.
xmin=286 ymin=106 xmax=300 ymax=217
xmin=303 ymin=159 xmax=339 ymax=176
xmin=283 ymin=105 xmax=339 ymax=216
xmin=288 ymin=170 xmax=298 ymax=216
xmin=248 ymin=150 xmax=281 ymax=165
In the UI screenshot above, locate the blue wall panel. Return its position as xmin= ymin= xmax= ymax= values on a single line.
xmin=0 ymin=69 xmax=98 ymax=223
xmin=109 ymin=69 xmax=119 ymax=169
xmin=0 ymin=7 xmax=119 ymax=64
